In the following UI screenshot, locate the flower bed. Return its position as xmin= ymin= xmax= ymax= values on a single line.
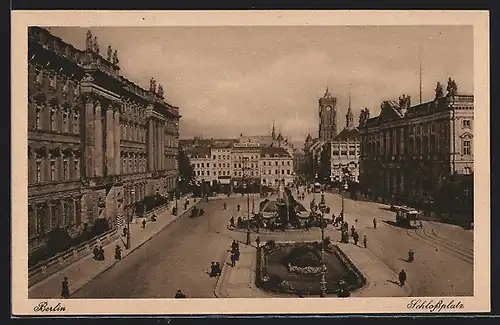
xmin=255 ymin=241 xmax=366 ymax=296
xmin=287 ymin=263 xmax=324 ymax=275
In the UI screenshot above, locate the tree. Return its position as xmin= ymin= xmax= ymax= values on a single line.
xmin=178 ymin=150 xmax=195 ymax=194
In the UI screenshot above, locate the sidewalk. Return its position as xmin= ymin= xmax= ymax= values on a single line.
xmin=29 ymin=196 xmax=194 ymax=299
xmin=215 ymin=240 xmax=410 ymax=298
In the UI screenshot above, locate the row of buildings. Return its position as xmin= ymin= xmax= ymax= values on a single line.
xmin=303 ymin=79 xmax=474 ymax=215
xmin=28 ymin=27 xmax=181 ymax=261
xmin=181 ymin=125 xmax=296 ymax=190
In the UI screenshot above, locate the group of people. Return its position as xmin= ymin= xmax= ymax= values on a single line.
xmin=230 ymin=240 xmax=241 ymax=267
xmin=92 ymin=245 xmax=106 ymax=261
xmin=209 ymin=261 xmax=222 ymax=277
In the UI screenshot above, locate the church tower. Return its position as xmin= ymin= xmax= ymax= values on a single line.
xmin=318 ymin=87 xmax=337 ymax=140
xmin=346 ymin=92 xmax=354 ymax=129
xmin=271 ymin=122 xmax=276 ymax=141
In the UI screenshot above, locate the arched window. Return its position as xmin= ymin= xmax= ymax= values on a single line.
xmin=50 ymin=108 xmax=57 ymax=131
xmin=35 ymin=106 xmax=42 ymax=130
xmin=62 ymin=109 xmax=69 ymax=133
xmin=73 ymin=110 xmax=80 ymax=134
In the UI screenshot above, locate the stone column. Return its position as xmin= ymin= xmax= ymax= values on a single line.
xmin=94 ymin=101 xmax=103 ymax=177
xmin=161 ymin=123 xmax=165 ymax=170
xmin=61 ymin=200 xmax=66 ymax=227
xmin=72 ymin=198 xmax=77 ymax=225
xmin=148 ymin=120 xmax=154 ymax=171
xmin=47 ymin=202 xmax=53 ymax=232
xmin=84 ymin=97 xmax=95 ymax=178
xmin=157 ymin=121 xmax=161 ymax=170
xmin=114 ymin=108 xmax=121 ymax=175
xmin=106 ymin=105 xmax=115 ymax=175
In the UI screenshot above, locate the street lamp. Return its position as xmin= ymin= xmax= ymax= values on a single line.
xmin=126 ymin=188 xmax=135 ymax=250
xmin=175 ymin=175 xmax=181 ymax=216
xmin=319 ymin=208 xmax=327 ymax=297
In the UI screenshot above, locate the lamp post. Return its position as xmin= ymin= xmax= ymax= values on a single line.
xmin=175 ymin=175 xmax=181 ymax=216
xmin=127 ymin=188 xmax=135 ymax=250
xmin=319 ymin=209 xmax=327 ymax=297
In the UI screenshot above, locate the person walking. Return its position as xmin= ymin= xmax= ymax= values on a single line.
xmin=230 ymin=252 xmax=237 ymax=267
xmin=98 ymin=246 xmax=105 ymax=261
xmin=255 ymin=236 xmax=261 ymax=248
xmin=61 ymin=276 xmax=70 ymax=299
xmin=373 ymin=218 xmax=377 ymax=229
xmin=142 ymin=218 xmax=147 ymax=229
xmin=398 ymin=269 xmax=407 ymax=287
xmin=363 ymin=235 xmax=367 ymax=248
xmin=353 ymin=232 xmax=359 ymax=246
xmin=237 ymin=204 xmax=241 ymax=211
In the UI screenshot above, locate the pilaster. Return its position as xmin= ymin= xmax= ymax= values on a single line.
xmin=94 ymin=101 xmax=103 ymax=177
xmin=148 ymin=119 xmax=154 ymax=171
xmin=84 ymin=97 xmax=95 ymax=178
xmin=114 ymin=108 xmax=121 ymax=175
xmin=106 ymin=105 xmax=115 ymax=175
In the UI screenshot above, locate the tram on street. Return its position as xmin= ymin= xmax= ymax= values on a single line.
xmin=395 ymin=206 xmax=420 ymax=227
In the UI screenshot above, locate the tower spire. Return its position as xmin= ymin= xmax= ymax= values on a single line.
xmin=271 ymin=121 xmax=276 ymax=140
xmin=346 ymin=85 xmax=354 ymax=129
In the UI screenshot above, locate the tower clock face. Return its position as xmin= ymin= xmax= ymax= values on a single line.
xmin=326 ymin=106 xmax=332 ymax=111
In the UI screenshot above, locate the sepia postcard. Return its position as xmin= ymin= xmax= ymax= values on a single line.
xmin=11 ymin=10 xmax=490 ymax=316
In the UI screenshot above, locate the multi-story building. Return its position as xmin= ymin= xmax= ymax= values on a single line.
xmin=260 ymin=147 xmax=294 ymax=187
xmin=320 ymin=99 xmax=361 ymax=183
xmin=231 ymin=143 xmax=261 ymax=187
xmin=210 ymin=144 xmax=233 ymax=188
xmin=27 ymin=27 xmax=180 ymax=261
xmin=358 ymin=80 xmax=473 ymax=215
xmin=188 ymin=147 xmax=213 ymax=185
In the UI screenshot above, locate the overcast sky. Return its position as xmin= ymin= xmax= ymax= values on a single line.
xmin=49 ymin=26 xmax=473 ymax=143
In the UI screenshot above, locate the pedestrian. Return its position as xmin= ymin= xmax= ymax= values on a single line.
xmin=363 ymin=235 xmax=367 ymax=248
xmin=230 ymin=253 xmax=236 ymax=267
xmin=351 ymin=225 xmax=356 ymax=237
xmin=93 ymin=245 xmax=99 ymax=260
xmin=255 ymin=236 xmax=261 ymax=248
xmin=419 ymin=220 xmax=423 ymax=229
xmin=237 ymin=204 xmax=241 ymax=211
xmin=229 ymin=216 xmax=235 ymax=227
xmin=61 ymin=276 xmax=70 ymax=298
xmin=373 ymin=218 xmax=377 ymax=229
xmin=398 ymin=269 xmax=407 ymax=287
xmin=98 ymin=246 xmax=105 ymax=260
xmin=353 ymin=232 xmax=359 ymax=246
xmin=224 ymin=203 xmax=227 ymax=210
xmin=174 ymin=289 xmax=187 ymax=298
xmin=115 ymin=244 xmax=122 ymax=260
xmin=142 ymin=218 xmax=147 ymax=229
xmin=231 ymin=240 xmax=237 ymax=252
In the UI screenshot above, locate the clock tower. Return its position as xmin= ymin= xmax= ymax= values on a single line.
xmin=318 ymin=87 xmax=337 ymax=141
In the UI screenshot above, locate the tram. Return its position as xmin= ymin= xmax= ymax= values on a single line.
xmin=395 ymin=206 xmax=420 ymax=227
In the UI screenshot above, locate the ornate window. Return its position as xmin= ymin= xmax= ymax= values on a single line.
xmin=36 ymin=160 xmax=42 ymax=182
xmin=62 ymin=110 xmax=69 ymax=133
xmin=50 ymin=160 xmax=56 ymax=181
xmin=464 ymin=167 xmax=472 ymax=175
xmin=74 ymin=158 xmax=80 ymax=179
xmin=35 ymin=106 xmax=42 ymax=130
xmin=50 ymin=108 xmax=57 ymax=131
xmin=73 ymin=110 xmax=80 ymax=134
xmin=462 ymin=140 xmax=471 ymax=155
xmin=462 ymin=119 xmax=471 ymax=129
xmin=63 ymin=159 xmax=68 ymax=180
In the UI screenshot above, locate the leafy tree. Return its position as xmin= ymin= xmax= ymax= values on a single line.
xmin=178 ymin=150 xmax=195 ymax=194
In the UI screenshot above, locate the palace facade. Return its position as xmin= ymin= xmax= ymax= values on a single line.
xmin=27 ymin=27 xmax=181 ymax=260
xmin=358 ymin=81 xmax=473 ymax=214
